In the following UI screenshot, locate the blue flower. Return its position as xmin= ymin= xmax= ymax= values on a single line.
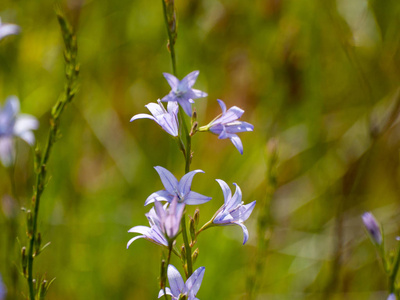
xmin=158 ymin=265 xmax=205 ymax=300
xmin=130 ymin=100 xmax=179 ymax=137
xmin=200 ymin=99 xmax=253 ymax=154
xmin=127 ymin=197 xmax=185 ymax=248
xmin=362 ymin=212 xmax=382 ymax=245
xmin=161 ymin=71 xmax=207 ymax=117
xmin=0 ymin=96 xmax=39 ymax=167
xmin=144 ymin=166 xmax=211 ymax=206
xmin=212 ymin=179 xmax=256 ymax=245
xmin=0 ymin=18 xmax=20 ymax=41
xmin=388 ymin=294 xmax=396 ymax=300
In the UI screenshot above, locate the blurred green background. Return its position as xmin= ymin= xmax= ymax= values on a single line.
xmin=1 ymin=0 xmax=400 ymax=299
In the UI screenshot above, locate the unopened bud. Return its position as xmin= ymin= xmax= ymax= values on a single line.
xmin=194 ymin=209 xmax=200 ymax=226
xmin=190 ymin=121 xmax=198 ymax=136
xmin=35 ymin=233 xmax=42 ymax=255
xmin=21 ymin=247 xmax=27 ymax=276
xmin=160 ymin=259 xmax=166 ymax=290
xmin=180 ymin=245 xmax=186 ymax=263
xmin=192 ymin=248 xmax=199 ymax=264
xmin=362 ymin=212 xmax=382 ymax=245
xmin=189 ymin=217 xmax=196 ymax=245
xmin=26 ymin=210 xmax=33 ymax=238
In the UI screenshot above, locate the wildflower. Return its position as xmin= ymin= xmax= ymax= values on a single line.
xmin=161 ymin=71 xmax=207 ymax=117
xmin=388 ymin=294 xmax=396 ymax=300
xmin=130 ymin=100 xmax=178 ymax=137
xmin=158 ymin=264 xmax=205 ymax=300
xmin=199 ymin=99 xmax=253 ymax=154
xmin=0 ymin=18 xmax=20 ymax=41
xmin=144 ymin=166 xmax=211 ymax=206
xmin=0 ymin=96 xmax=38 ymax=167
xmin=362 ymin=212 xmax=382 ymax=245
xmin=212 ymin=179 xmax=256 ymax=245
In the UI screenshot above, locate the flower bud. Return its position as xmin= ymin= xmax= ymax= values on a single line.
xmin=21 ymin=247 xmax=27 ymax=277
xmin=180 ymin=245 xmax=186 ymax=263
xmin=26 ymin=210 xmax=33 ymax=238
xmin=160 ymin=259 xmax=166 ymax=290
xmin=192 ymin=248 xmax=199 ymax=264
xmin=193 ymin=209 xmax=200 ymax=227
xmin=35 ymin=233 xmax=42 ymax=255
xmin=362 ymin=212 xmax=382 ymax=245
xmin=189 ymin=217 xmax=196 ymax=245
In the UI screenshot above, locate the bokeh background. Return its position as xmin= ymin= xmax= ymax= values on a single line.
xmin=1 ymin=0 xmax=400 ymax=299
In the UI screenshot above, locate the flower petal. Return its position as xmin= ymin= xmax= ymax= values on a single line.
xmin=185 ymin=191 xmax=212 ymax=205
xmin=0 ymin=24 xmax=20 ymax=40
xmin=167 ymin=265 xmax=186 ymax=296
xmin=215 ymin=179 xmax=232 ymax=204
xmin=17 ymin=131 xmax=35 ymax=145
xmin=190 ymin=89 xmax=208 ymax=99
xmin=163 ymin=73 xmax=179 ymax=90
xmin=146 ymin=102 xmax=166 ymax=117
xmin=158 ymin=287 xmax=173 ymax=298
xmin=154 ymin=166 xmax=179 ymax=195
xmin=126 ymin=235 xmax=146 ymax=248
xmin=0 ymin=137 xmax=14 ymax=167
xmin=186 ymin=266 xmax=205 ymax=297
xmin=128 ymin=225 xmax=152 ymax=235
xmin=3 ymin=96 xmax=19 ymax=117
xmin=239 ymin=200 xmax=256 ymax=222
xmin=226 ymin=183 xmax=242 ymax=211
xmin=130 ymin=113 xmax=156 ymax=122
xmin=144 ymin=190 xmax=172 ymax=206
xmin=161 ymin=92 xmax=177 ymax=103
xmin=216 ymin=106 xmax=244 ymax=124
xmin=225 ymin=121 xmax=254 ymax=134
xmin=180 ymin=70 xmax=199 ymax=89
xmin=177 ymin=98 xmax=193 ymax=117
xmin=229 ymin=135 xmax=243 ymax=154
xmin=233 ymin=222 xmax=250 ymax=245
xmin=178 ymin=169 xmax=204 ymax=196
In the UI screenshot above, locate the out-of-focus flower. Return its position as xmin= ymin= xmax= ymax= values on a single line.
xmin=144 ymin=166 xmax=211 ymax=206
xmin=158 ymin=265 xmax=205 ymax=300
xmin=362 ymin=212 xmax=382 ymax=245
xmin=0 ymin=18 xmax=20 ymax=41
xmin=0 ymin=273 xmax=6 ymax=300
xmin=161 ymin=71 xmax=207 ymax=117
xmin=127 ymin=213 xmax=168 ymax=248
xmin=0 ymin=96 xmax=38 ymax=167
xmin=199 ymin=99 xmax=253 ymax=154
xmin=388 ymin=294 xmax=396 ymax=300
xmin=212 ymin=179 xmax=256 ymax=245
xmin=130 ymin=99 xmax=179 ymax=137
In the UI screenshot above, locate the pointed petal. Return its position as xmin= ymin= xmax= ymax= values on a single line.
xmin=158 ymin=287 xmax=173 ymax=298
xmin=224 ymin=121 xmax=254 ymax=133
xmin=233 ymin=222 xmax=250 ymax=245
xmin=154 ymin=166 xmax=179 ymax=195
xmin=14 ymin=115 xmax=38 ymax=133
xmin=130 ymin=113 xmax=156 ymax=122
xmin=146 ymin=102 xmax=165 ymax=117
xmin=167 ymin=265 xmax=185 ymax=295
xmin=0 ymin=24 xmax=20 ymax=40
xmin=18 ymin=131 xmax=35 ymax=145
xmin=163 ymin=73 xmax=179 ymax=90
xmin=217 ymin=107 xmax=244 ymax=125
xmin=159 ymin=114 xmax=178 ymax=136
xmin=154 ymin=201 xmax=167 ymax=224
xmin=4 ymin=96 xmax=20 ymax=117
xmin=161 ymin=92 xmax=177 ymax=103
xmin=180 ymin=70 xmax=199 ymax=88
xmin=144 ymin=190 xmax=172 ymax=206
xmin=215 ymin=179 xmax=232 ymax=204
xmin=126 ymin=235 xmax=146 ymax=248
xmin=185 ymin=191 xmax=212 ymax=205
xmin=226 ymin=183 xmax=242 ymax=211
xmin=178 ymin=169 xmax=204 ymax=196
xmin=128 ymin=225 xmax=152 ymax=235
xmin=240 ymin=201 xmax=256 ymax=222
xmin=230 ymin=135 xmax=243 ymax=154
xmin=186 ymin=266 xmax=205 ymax=296
xmin=178 ymin=98 xmax=192 ymax=117
xmin=190 ymin=89 xmax=208 ymax=99
xmin=217 ymin=99 xmax=227 ymax=114
xmin=167 ymin=101 xmax=179 ymax=115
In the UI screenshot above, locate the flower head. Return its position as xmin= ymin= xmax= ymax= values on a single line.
xmin=161 ymin=71 xmax=207 ymax=117
xmin=200 ymin=99 xmax=253 ymax=154
xmin=0 ymin=18 xmax=20 ymax=41
xmin=212 ymin=179 xmax=256 ymax=245
xmin=0 ymin=96 xmax=39 ymax=167
xmin=127 ymin=197 xmax=185 ymax=248
xmin=158 ymin=265 xmax=205 ymax=300
xmin=130 ymin=99 xmax=178 ymax=137
xmin=362 ymin=212 xmax=382 ymax=245
xmin=388 ymin=294 xmax=396 ymax=300
xmin=144 ymin=166 xmax=211 ymax=206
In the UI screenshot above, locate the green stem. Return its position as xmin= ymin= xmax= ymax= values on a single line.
xmin=163 ymin=246 xmax=173 ymax=300
xmin=390 ymin=245 xmax=400 ymax=293
xmin=181 ymin=215 xmax=193 ymax=278
xmin=161 ymin=0 xmax=177 ymax=76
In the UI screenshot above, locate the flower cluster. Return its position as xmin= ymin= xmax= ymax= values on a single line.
xmin=127 ymin=71 xmax=256 ymax=298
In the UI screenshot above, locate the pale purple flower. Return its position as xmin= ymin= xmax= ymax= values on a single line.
xmin=200 ymin=99 xmax=253 ymax=154
xmin=213 ymin=179 xmax=256 ymax=245
xmin=362 ymin=212 xmax=382 ymax=245
xmin=127 ymin=197 xmax=185 ymax=248
xmin=144 ymin=166 xmax=211 ymax=206
xmin=161 ymin=71 xmax=207 ymax=117
xmin=388 ymin=294 xmax=396 ymax=300
xmin=0 ymin=96 xmax=38 ymax=167
xmin=130 ymin=99 xmax=178 ymax=137
xmin=158 ymin=265 xmax=205 ymax=300
xmin=0 ymin=18 xmax=20 ymax=41
xmin=0 ymin=273 xmax=5 ymax=300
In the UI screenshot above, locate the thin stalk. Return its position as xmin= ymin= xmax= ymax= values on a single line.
xmin=389 ymin=246 xmax=400 ymax=293
xmin=181 ymin=215 xmax=193 ymax=278
xmin=161 ymin=0 xmax=177 ymax=76
xmin=163 ymin=246 xmax=173 ymax=300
